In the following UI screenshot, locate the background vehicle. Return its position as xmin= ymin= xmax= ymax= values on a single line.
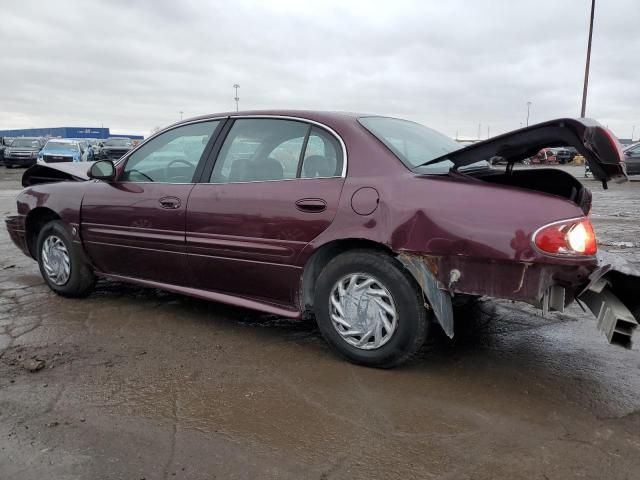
xmin=68 ymin=138 xmax=96 ymax=161
xmin=37 ymin=139 xmax=84 ymax=163
xmin=100 ymin=137 xmax=133 ymax=160
xmin=531 ymin=147 xmax=558 ymax=164
xmin=550 ymin=147 xmax=577 ymax=164
xmin=0 ymin=137 xmax=13 ymax=164
xmin=3 ymin=137 xmax=45 ymax=168
xmin=623 ymin=142 xmax=640 ymax=175
xmin=6 ymin=112 xmax=638 ymax=368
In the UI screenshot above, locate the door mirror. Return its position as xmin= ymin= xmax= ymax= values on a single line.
xmin=88 ymin=160 xmax=116 ymax=181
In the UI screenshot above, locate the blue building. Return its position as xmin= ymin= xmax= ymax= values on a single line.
xmin=0 ymin=126 xmax=143 ymax=140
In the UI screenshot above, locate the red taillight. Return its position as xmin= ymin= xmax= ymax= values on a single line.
xmin=533 ymin=217 xmax=597 ymax=256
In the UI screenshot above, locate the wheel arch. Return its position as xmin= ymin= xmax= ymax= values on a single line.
xmin=299 ymin=238 xmax=394 ymax=310
xmin=25 ymin=207 xmax=61 ymax=258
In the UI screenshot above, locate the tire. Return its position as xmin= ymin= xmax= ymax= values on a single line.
xmin=36 ymin=220 xmax=95 ymax=297
xmin=313 ymin=249 xmax=429 ymax=368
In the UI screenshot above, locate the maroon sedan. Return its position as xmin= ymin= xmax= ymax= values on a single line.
xmin=6 ymin=111 xmax=640 ymax=367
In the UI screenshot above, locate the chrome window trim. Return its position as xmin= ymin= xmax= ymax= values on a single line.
xmin=114 ymin=117 xmax=227 ymax=166
xmin=228 ymin=114 xmax=348 ymax=178
xmin=114 ymin=114 xmax=348 ymax=184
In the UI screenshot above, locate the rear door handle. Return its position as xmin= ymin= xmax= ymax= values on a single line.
xmin=159 ymin=196 xmax=181 ymax=209
xmin=295 ymin=198 xmax=327 ymax=213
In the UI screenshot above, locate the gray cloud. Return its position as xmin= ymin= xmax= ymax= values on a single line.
xmin=1 ymin=0 xmax=638 ymax=139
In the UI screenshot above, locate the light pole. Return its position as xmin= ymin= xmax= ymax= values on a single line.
xmin=632 ymin=125 xmax=636 ymax=141
xmin=179 ymin=111 xmax=184 ymax=121
xmin=233 ymin=84 xmax=240 ymax=112
xmin=526 ymin=101 xmax=532 ymax=126
xmin=581 ymin=0 xmax=596 ymax=117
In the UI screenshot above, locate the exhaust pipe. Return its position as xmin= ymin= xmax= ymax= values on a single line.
xmin=579 ymin=280 xmax=638 ymax=348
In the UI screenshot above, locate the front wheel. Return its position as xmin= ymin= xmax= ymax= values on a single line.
xmin=313 ymin=250 xmax=429 ymax=368
xmin=36 ymin=221 xmax=95 ymax=297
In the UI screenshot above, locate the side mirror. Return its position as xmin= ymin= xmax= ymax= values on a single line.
xmin=88 ymin=160 xmax=116 ymax=181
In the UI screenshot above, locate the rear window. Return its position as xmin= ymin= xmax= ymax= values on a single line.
xmin=358 ymin=116 xmax=461 ymax=172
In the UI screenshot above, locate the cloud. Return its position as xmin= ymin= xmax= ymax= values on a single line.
xmin=1 ymin=0 xmax=637 ymax=139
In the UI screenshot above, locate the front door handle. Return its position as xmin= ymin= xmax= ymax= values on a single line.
xmin=295 ymin=198 xmax=327 ymax=213
xmin=159 ymin=196 xmax=181 ymax=209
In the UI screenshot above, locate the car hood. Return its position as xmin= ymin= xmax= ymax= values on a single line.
xmin=421 ymin=118 xmax=627 ymax=186
xmin=6 ymin=147 xmax=41 ymax=152
xmin=22 ymin=162 xmax=92 ymax=187
xmin=40 ymin=148 xmax=78 ymax=156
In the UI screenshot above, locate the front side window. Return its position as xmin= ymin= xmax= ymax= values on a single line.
xmin=359 ymin=116 xmax=461 ymax=172
xmin=210 ymin=119 xmax=343 ymax=183
xmin=122 ymin=121 xmax=219 ymax=183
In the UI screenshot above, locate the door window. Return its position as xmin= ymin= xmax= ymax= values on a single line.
xmin=210 ymin=119 xmax=343 ymax=183
xmin=628 ymin=145 xmax=640 ymax=157
xmin=300 ymin=127 xmax=343 ymax=178
xmin=122 ymin=121 xmax=220 ymax=183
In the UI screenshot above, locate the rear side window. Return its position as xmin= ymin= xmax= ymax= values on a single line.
xmin=210 ymin=119 xmax=343 ymax=183
xmin=359 ymin=116 xmax=460 ymax=171
xmin=300 ymin=127 xmax=342 ymax=178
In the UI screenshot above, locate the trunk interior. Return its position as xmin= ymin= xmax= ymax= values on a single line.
xmin=466 ymin=167 xmax=592 ymax=215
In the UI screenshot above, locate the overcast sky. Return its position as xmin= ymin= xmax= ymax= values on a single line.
xmin=1 ymin=0 xmax=638 ymax=139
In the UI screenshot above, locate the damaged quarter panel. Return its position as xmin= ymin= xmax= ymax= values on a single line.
xmin=386 ymin=174 xmax=597 ymax=307
xmin=299 ymin=119 xmax=599 ymax=317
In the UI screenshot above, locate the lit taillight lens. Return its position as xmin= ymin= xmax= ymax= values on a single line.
xmin=533 ymin=217 xmax=597 ymax=256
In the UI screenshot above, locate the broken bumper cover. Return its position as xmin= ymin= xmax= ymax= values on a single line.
xmin=399 ymin=251 xmax=640 ymax=348
xmin=576 ymin=251 xmax=640 ymax=348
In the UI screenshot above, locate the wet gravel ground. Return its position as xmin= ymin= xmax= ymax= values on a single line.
xmin=1 ymin=166 xmax=639 ymax=479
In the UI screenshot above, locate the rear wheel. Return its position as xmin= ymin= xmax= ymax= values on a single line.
xmin=36 ymin=220 xmax=95 ymax=297
xmin=314 ymin=250 xmax=429 ymax=368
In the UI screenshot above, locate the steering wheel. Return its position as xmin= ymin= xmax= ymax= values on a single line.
xmin=165 ymin=158 xmax=195 ymax=182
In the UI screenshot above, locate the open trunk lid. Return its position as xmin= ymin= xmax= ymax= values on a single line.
xmin=423 ymin=118 xmax=627 ymax=186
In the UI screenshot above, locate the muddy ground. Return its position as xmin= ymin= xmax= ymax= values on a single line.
xmin=1 ymin=166 xmax=639 ymax=479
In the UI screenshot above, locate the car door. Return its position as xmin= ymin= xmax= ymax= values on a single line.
xmin=81 ymin=120 xmax=222 ymax=284
xmin=186 ymin=117 xmax=346 ymax=306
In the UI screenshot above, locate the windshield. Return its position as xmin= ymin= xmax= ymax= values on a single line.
xmin=105 ymin=138 xmax=132 ymax=147
xmin=359 ymin=116 xmax=461 ymax=172
xmin=11 ymin=138 xmax=41 ymax=148
xmin=45 ymin=141 xmax=79 ymax=152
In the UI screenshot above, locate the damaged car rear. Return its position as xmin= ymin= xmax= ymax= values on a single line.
xmin=6 ymin=111 xmax=640 ymax=368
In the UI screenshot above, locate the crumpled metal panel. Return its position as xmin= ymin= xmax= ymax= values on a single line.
xmin=398 ymin=253 xmax=455 ymax=338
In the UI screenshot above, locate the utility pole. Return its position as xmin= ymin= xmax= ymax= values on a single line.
xmin=179 ymin=111 xmax=184 ymax=121
xmin=477 ymin=123 xmax=481 ymax=140
xmin=581 ymin=0 xmax=596 ymax=117
xmin=233 ymin=84 xmax=240 ymax=112
xmin=526 ymin=101 xmax=532 ymax=126
xmin=632 ymin=125 xmax=636 ymax=141
xmin=487 ymin=125 xmax=490 ymax=139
